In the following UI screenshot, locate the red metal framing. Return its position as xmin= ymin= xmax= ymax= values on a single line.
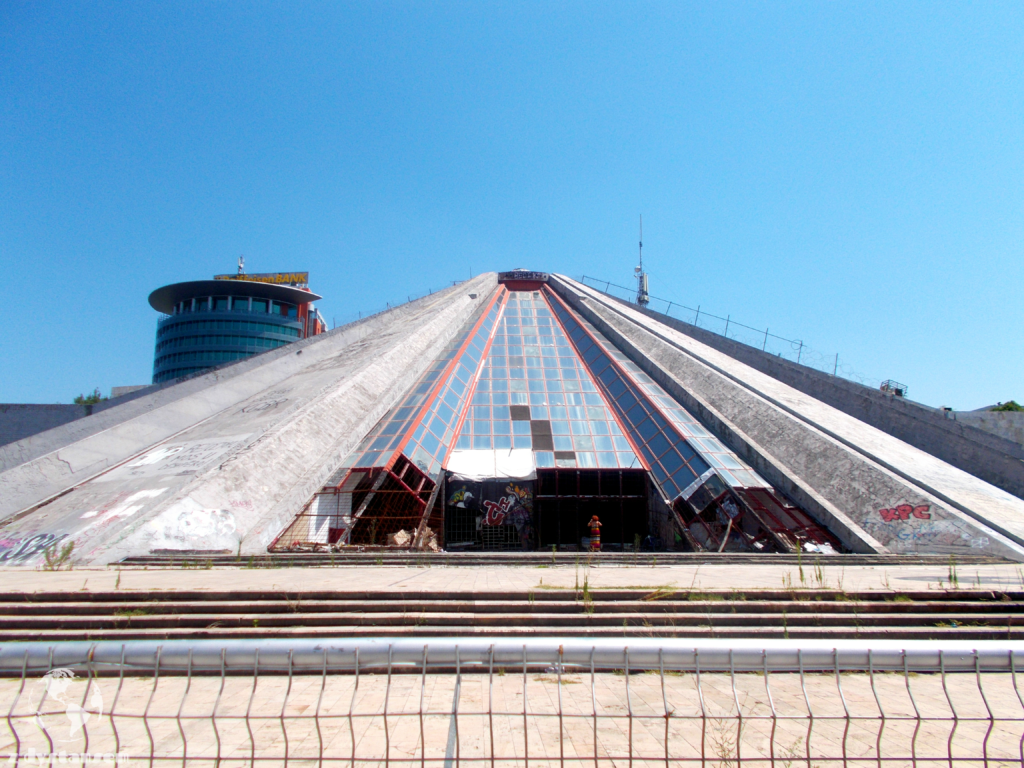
xmin=320 ymin=288 xmax=504 ymax=522
xmin=439 ymin=290 xmax=509 ymax=467
xmin=738 ymin=487 xmax=840 ymax=548
xmin=278 ymin=290 xmax=510 ymax=549
xmin=545 ymin=287 xmax=845 ymax=551
xmin=381 ymin=285 xmax=507 ymax=473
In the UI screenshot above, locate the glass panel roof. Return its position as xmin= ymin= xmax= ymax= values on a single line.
xmin=337 ymin=282 xmax=758 ymax=493
xmin=457 ymin=290 xmax=643 ymax=470
xmin=546 ymin=287 xmax=769 ymax=498
xmin=339 ymin=288 xmax=504 ymax=476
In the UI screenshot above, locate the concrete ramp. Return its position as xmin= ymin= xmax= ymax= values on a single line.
xmin=0 ymin=276 xmax=496 ymax=565
xmin=553 ymin=275 xmax=1024 ymax=562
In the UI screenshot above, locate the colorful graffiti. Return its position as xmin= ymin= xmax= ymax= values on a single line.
xmin=878 ymin=504 xmax=931 ymax=522
xmin=448 ymin=486 xmax=474 ymax=508
xmin=446 ymin=480 xmax=535 ymax=548
xmin=482 ymin=483 xmax=533 ymax=527
xmin=0 ymin=533 xmax=69 ymax=564
xmin=864 ymin=504 xmax=997 ymax=555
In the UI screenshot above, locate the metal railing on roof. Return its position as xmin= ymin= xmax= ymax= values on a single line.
xmin=579 ymin=275 xmax=885 ymax=391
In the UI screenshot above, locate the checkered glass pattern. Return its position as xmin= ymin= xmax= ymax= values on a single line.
xmin=457 ymin=290 xmax=643 ymax=470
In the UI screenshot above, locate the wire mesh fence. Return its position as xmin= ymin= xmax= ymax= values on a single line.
xmin=0 ymin=638 xmax=1021 ymax=766
xmin=578 ymin=276 xmax=885 ymax=392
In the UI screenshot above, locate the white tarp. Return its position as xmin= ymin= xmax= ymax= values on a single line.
xmin=446 ymin=449 xmax=536 ymax=481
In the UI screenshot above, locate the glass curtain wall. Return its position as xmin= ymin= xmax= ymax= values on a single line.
xmin=546 ymin=287 xmax=770 ymax=501
xmin=340 ymin=287 xmax=506 ymax=477
xmin=455 ymin=289 xmax=643 ymax=471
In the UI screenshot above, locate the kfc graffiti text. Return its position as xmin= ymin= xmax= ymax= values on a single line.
xmin=878 ymin=504 xmax=931 ymax=522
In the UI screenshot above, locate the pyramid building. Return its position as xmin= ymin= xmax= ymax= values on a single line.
xmin=2 ymin=271 xmax=1023 ymax=565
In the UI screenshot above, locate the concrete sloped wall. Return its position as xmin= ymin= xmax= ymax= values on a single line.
xmin=619 ymin=299 xmax=1024 ymax=500
xmin=0 ymin=404 xmax=91 ymax=449
xmin=0 ymin=275 xmax=497 ymax=566
xmin=955 ymin=411 xmax=1024 ymax=449
xmin=553 ymin=276 xmax=1024 ymax=562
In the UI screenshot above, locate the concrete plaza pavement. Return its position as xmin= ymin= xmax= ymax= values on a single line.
xmin=2 ymin=560 xmax=1023 ymax=595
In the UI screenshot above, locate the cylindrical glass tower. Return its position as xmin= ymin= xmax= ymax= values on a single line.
xmin=148 ymin=279 xmax=324 ymax=384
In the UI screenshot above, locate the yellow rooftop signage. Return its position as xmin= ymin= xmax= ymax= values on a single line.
xmin=214 ymin=272 xmax=309 ymax=287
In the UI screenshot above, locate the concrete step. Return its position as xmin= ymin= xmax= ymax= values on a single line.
xmin=1 ymin=599 xmax=1021 ymax=616
xmin=3 ymin=587 xmax=1019 ymax=641
xmin=1 ymin=588 xmax=1019 ymax=603
xmin=118 ymin=552 xmax=1009 ymax=567
xmin=0 ymin=611 xmax=1017 ymax=630
xmin=0 ymin=625 xmax=1018 ymax=642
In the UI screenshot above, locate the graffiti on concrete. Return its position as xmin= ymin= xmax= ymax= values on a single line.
xmin=147 ymin=500 xmax=238 ymax=551
xmin=893 ymin=520 xmax=989 ymax=549
xmin=94 ymin=435 xmax=251 ymax=482
xmin=79 ymin=488 xmax=168 ymax=531
xmin=865 ymin=508 xmax=993 ymax=553
xmin=0 ymin=533 xmax=69 ymax=564
xmin=239 ymin=389 xmax=292 ymax=414
xmin=878 ymin=504 xmax=931 ymax=522
xmin=240 ymin=399 xmax=288 ymax=414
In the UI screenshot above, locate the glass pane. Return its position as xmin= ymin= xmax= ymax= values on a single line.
xmin=574 ymin=435 xmax=594 ymax=451
xmin=553 ymin=435 xmax=573 ymax=451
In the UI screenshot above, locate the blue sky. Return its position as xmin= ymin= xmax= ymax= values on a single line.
xmin=1 ymin=2 xmax=1021 ymax=409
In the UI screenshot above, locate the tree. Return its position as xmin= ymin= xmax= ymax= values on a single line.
xmin=992 ymin=401 xmax=1023 ymax=412
xmin=73 ymin=388 xmax=107 ymax=406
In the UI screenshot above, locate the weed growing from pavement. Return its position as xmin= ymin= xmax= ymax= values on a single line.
xmin=642 ymin=587 xmax=678 ymax=601
xmin=708 ymin=717 xmax=738 ymax=768
xmin=43 ymin=540 xmax=75 ymax=571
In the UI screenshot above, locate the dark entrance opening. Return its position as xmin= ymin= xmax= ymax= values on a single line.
xmin=443 ymin=477 xmax=535 ymax=551
xmin=535 ymin=469 xmax=648 ymax=551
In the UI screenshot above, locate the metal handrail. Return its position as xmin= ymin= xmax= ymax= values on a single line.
xmin=2 ymin=638 xmax=1021 ymax=674
xmin=579 ymin=274 xmax=884 ymax=387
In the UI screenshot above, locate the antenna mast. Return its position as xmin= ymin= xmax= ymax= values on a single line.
xmin=635 ymin=216 xmax=649 ymax=307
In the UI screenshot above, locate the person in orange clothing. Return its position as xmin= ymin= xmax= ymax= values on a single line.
xmin=588 ymin=515 xmax=602 ymax=552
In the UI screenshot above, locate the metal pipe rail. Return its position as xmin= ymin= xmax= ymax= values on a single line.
xmin=1 ymin=637 xmax=1022 ymax=674
xmin=578 ymin=274 xmax=880 ymax=387
xmin=2 ymin=638 xmax=1023 ymax=766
